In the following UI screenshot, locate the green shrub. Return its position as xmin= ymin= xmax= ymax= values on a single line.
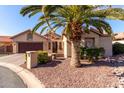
xmin=25 ymin=53 xmax=27 ymax=62
xmin=99 ymin=47 xmax=105 ymax=57
xmin=80 ymin=47 xmax=87 ymax=59
xmin=37 ymin=51 xmax=49 ymax=64
xmin=80 ymin=47 xmax=105 ymax=62
xmin=113 ymin=42 xmax=124 ymax=55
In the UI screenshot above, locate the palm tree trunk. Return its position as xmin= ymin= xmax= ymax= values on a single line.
xmin=70 ymin=40 xmax=81 ymax=67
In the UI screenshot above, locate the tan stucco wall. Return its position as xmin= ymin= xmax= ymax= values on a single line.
xmin=100 ymin=37 xmax=112 ymax=57
xmin=26 ymin=51 xmax=38 ymax=69
xmin=81 ymin=31 xmax=100 ymax=47
xmin=12 ymin=42 xmax=18 ymax=53
xmin=12 ymin=32 xmax=47 ymax=42
xmin=63 ymin=35 xmax=71 ymax=58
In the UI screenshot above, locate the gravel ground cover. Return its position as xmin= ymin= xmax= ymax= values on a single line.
xmin=21 ymin=57 xmax=121 ymax=88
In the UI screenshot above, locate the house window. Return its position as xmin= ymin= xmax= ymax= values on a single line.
xmin=59 ymin=42 xmax=62 ymax=50
xmin=85 ymin=38 xmax=95 ymax=48
xmin=27 ymin=33 xmax=33 ymax=40
xmin=48 ymin=42 xmax=51 ymax=50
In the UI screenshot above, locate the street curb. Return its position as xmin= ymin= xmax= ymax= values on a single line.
xmin=0 ymin=62 xmax=45 ymax=88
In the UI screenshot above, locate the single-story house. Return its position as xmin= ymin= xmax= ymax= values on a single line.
xmin=10 ymin=30 xmax=63 ymax=57
xmin=0 ymin=28 xmax=112 ymax=58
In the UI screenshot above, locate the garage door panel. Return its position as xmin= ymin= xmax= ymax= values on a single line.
xmin=18 ymin=42 xmax=43 ymax=53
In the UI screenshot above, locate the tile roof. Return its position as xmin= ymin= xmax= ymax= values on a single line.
xmin=44 ymin=31 xmax=62 ymax=40
xmin=114 ymin=32 xmax=124 ymax=40
xmin=0 ymin=36 xmax=13 ymax=43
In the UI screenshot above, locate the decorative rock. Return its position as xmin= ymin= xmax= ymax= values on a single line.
xmin=119 ymin=77 xmax=122 ymax=80
xmin=120 ymin=78 xmax=124 ymax=81
xmin=118 ymin=85 xmax=123 ymax=88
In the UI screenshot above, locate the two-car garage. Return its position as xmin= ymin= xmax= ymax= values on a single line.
xmin=11 ymin=30 xmax=47 ymax=53
xmin=18 ymin=42 xmax=43 ymax=53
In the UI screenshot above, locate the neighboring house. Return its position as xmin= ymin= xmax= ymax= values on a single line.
xmin=113 ymin=32 xmax=124 ymax=44
xmin=0 ymin=28 xmax=112 ymax=58
xmin=0 ymin=36 xmax=13 ymax=53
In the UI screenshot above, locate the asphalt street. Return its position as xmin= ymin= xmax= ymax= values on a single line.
xmin=0 ymin=66 xmax=26 ymax=88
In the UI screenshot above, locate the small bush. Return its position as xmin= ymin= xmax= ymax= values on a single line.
xmin=99 ymin=47 xmax=105 ymax=57
xmin=80 ymin=47 xmax=87 ymax=59
xmin=80 ymin=47 xmax=105 ymax=62
xmin=37 ymin=51 xmax=49 ymax=64
xmin=113 ymin=42 xmax=124 ymax=55
xmin=25 ymin=53 xmax=27 ymax=62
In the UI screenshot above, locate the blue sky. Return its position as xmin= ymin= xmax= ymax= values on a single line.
xmin=0 ymin=5 xmax=124 ymax=36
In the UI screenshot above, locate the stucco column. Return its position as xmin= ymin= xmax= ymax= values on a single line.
xmin=63 ymin=36 xmax=69 ymax=58
xmin=26 ymin=51 xmax=38 ymax=69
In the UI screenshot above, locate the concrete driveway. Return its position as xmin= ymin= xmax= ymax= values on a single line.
xmin=0 ymin=66 xmax=26 ymax=88
xmin=0 ymin=54 xmax=25 ymax=65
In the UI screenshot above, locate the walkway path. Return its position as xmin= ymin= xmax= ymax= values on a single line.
xmin=0 ymin=54 xmax=25 ymax=65
xmin=0 ymin=66 xmax=26 ymax=88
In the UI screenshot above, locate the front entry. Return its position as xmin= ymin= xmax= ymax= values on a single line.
xmin=52 ymin=42 xmax=58 ymax=53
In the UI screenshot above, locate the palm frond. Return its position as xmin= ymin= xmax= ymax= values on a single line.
xmin=20 ymin=5 xmax=42 ymax=16
xmin=32 ymin=21 xmax=46 ymax=33
xmin=40 ymin=26 xmax=48 ymax=34
xmin=84 ymin=18 xmax=112 ymax=35
xmin=28 ymin=9 xmax=41 ymax=18
xmin=20 ymin=5 xmax=124 ymax=38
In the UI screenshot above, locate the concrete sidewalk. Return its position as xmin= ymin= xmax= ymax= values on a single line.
xmin=0 ymin=54 xmax=25 ymax=65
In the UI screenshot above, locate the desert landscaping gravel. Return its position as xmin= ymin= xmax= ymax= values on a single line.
xmin=21 ymin=57 xmax=124 ymax=88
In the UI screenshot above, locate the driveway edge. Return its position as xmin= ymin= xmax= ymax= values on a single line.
xmin=0 ymin=62 xmax=45 ymax=88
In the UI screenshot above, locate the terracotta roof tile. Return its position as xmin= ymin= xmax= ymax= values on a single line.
xmin=44 ymin=31 xmax=61 ymax=39
xmin=114 ymin=32 xmax=124 ymax=40
xmin=0 ymin=36 xmax=13 ymax=43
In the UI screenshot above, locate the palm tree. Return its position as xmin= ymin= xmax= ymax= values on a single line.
xmin=20 ymin=5 xmax=62 ymax=32
xmin=20 ymin=5 xmax=124 ymax=67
